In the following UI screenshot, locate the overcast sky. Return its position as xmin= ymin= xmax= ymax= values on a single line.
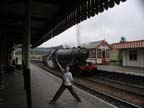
xmin=39 ymin=0 xmax=144 ymax=47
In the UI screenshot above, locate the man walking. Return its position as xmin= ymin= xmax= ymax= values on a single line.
xmin=49 ymin=66 xmax=81 ymax=104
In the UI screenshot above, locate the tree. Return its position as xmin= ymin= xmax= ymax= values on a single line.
xmin=120 ymin=36 xmax=126 ymax=42
xmin=118 ymin=50 xmax=123 ymax=66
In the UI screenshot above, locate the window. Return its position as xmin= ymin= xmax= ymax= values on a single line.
xmin=106 ymin=49 xmax=110 ymax=58
xmin=89 ymin=50 xmax=93 ymax=58
xmin=89 ymin=49 xmax=96 ymax=58
xmin=97 ymin=49 xmax=101 ymax=58
xmin=129 ymin=51 xmax=137 ymax=61
xmin=92 ymin=49 xmax=96 ymax=58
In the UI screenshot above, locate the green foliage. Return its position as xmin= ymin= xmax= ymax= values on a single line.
xmin=110 ymin=52 xmax=118 ymax=61
xmin=118 ymin=51 xmax=123 ymax=66
xmin=120 ymin=36 xmax=126 ymax=42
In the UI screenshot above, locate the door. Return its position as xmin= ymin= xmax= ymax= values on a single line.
xmin=102 ymin=50 xmax=107 ymax=65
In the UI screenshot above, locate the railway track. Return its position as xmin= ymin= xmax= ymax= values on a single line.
xmin=75 ymin=78 xmax=144 ymax=108
xmin=86 ymin=76 xmax=144 ymax=96
xmin=31 ymin=61 xmax=144 ymax=108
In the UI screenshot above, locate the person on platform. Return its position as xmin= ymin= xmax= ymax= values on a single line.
xmin=8 ymin=47 xmax=16 ymax=66
xmin=49 ymin=65 xmax=81 ymax=104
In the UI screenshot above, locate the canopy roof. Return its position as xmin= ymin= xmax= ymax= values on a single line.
xmin=0 ymin=0 xmax=126 ymax=48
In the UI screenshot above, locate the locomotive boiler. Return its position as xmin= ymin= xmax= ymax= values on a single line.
xmin=42 ymin=47 xmax=97 ymax=76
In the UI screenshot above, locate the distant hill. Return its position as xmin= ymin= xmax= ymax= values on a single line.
xmin=16 ymin=45 xmax=64 ymax=55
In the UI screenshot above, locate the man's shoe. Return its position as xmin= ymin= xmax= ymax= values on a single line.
xmin=77 ymin=99 xmax=81 ymax=102
xmin=49 ymin=100 xmax=55 ymax=104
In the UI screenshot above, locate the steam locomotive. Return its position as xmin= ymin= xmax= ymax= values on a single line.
xmin=42 ymin=47 xmax=97 ymax=76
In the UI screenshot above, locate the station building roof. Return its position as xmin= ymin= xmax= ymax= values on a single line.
xmin=112 ymin=40 xmax=144 ymax=49
xmin=0 ymin=0 xmax=127 ymax=48
xmin=81 ymin=40 xmax=112 ymax=49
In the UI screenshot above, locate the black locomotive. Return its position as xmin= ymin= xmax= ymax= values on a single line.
xmin=42 ymin=47 xmax=97 ymax=76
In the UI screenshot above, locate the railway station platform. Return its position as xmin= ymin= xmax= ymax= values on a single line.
xmin=4 ymin=67 xmax=27 ymax=108
xmin=3 ymin=63 xmax=118 ymax=108
xmin=30 ymin=64 xmax=117 ymax=108
xmin=97 ymin=65 xmax=144 ymax=77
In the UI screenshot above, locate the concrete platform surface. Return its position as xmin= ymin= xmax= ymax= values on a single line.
xmin=4 ymin=70 xmax=27 ymax=108
xmin=31 ymin=64 xmax=117 ymax=108
xmin=97 ymin=65 xmax=144 ymax=77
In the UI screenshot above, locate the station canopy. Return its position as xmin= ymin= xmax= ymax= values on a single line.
xmin=0 ymin=0 xmax=126 ymax=48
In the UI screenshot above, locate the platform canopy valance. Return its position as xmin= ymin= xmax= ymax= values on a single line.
xmin=0 ymin=0 xmax=127 ymax=48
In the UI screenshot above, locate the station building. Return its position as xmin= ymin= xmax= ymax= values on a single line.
xmin=112 ymin=40 xmax=144 ymax=68
xmin=81 ymin=40 xmax=112 ymax=65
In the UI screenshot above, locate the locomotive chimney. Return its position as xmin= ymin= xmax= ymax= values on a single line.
xmin=76 ymin=24 xmax=80 ymax=47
